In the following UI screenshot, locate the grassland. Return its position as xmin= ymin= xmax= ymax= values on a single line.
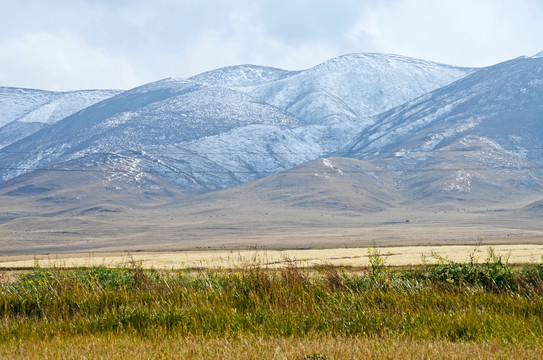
xmin=3 ymin=335 xmax=543 ymax=359
xmin=1 ymin=247 xmax=543 ymax=359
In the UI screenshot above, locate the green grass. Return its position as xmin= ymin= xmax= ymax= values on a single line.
xmin=1 ymin=249 xmax=543 ymax=346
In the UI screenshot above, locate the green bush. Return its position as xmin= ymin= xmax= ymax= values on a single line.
xmin=423 ymin=246 xmax=514 ymax=291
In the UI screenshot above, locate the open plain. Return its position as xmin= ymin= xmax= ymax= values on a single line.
xmin=1 ymin=196 xmax=542 ymax=269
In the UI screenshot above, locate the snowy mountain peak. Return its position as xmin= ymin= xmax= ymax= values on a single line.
xmin=188 ymin=65 xmax=299 ymax=88
xmin=244 ymin=52 xmax=474 ymax=126
xmin=533 ymin=50 xmax=543 ymax=58
xmin=311 ymin=52 xmax=466 ymax=72
xmin=0 ymin=87 xmax=119 ymax=128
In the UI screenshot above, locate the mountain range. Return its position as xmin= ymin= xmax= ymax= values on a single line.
xmin=0 ymin=52 xmax=542 ymax=253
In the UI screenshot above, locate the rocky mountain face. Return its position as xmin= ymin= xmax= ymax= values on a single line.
xmin=0 ymin=53 xmax=542 ymax=213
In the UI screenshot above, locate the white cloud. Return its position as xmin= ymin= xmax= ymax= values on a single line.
xmin=172 ymin=8 xmax=341 ymax=76
xmin=0 ymin=31 xmax=142 ymax=90
xmin=0 ymin=0 xmax=542 ymax=90
xmin=347 ymin=0 xmax=543 ymax=67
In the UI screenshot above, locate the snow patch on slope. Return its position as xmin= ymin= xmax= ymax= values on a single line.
xmin=442 ymin=171 xmax=473 ymax=193
xmin=315 ymin=158 xmax=344 ymax=180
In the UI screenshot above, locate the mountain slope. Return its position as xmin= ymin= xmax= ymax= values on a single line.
xmin=378 ymin=136 xmax=543 ymax=208
xmin=193 ymin=156 xmax=401 ymax=213
xmin=0 ymin=87 xmax=120 ymax=149
xmin=345 ymin=56 xmax=543 ymax=166
xmin=519 ymin=199 xmax=543 ymax=214
xmin=164 ymin=142 xmax=543 ymax=217
xmin=242 ymin=53 xmax=474 ymax=126
xmin=0 ymin=78 xmax=304 ymax=191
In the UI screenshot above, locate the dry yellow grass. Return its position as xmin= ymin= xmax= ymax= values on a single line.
xmin=1 ymin=335 xmax=541 ymax=360
xmin=1 ymin=244 xmax=542 ymax=269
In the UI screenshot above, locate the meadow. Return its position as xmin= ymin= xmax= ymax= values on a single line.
xmin=1 ymin=247 xmax=543 ymax=359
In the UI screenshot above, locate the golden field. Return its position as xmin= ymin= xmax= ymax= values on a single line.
xmin=1 ymin=244 xmax=542 ymax=269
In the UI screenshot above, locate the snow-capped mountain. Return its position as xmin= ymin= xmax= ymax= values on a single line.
xmin=2 ymin=51 xmax=543 ymax=254
xmin=0 ymin=78 xmax=304 ymax=191
xmin=0 ymin=54 xmax=475 ymax=194
xmin=241 ymin=53 xmax=473 ymax=126
xmin=344 ymin=56 xmax=543 ymax=165
xmin=333 ymin=55 xmax=543 ymax=207
xmin=0 ymin=87 xmax=120 ymax=149
xmin=1 ymin=52 xmax=542 ymax=212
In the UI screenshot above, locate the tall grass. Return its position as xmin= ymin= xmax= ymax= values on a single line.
xmin=1 ymin=249 xmax=543 ymax=346
xmin=3 ymin=334 xmax=542 ymax=360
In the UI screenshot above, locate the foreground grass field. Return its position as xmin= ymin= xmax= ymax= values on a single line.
xmin=1 ymin=247 xmax=542 ymax=359
xmin=2 ymin=335 xmax=543 ymax=359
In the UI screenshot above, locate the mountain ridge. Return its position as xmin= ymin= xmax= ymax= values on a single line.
xmin=0 ymin=53 xmax=474 ymax=193
xmin=189 ymin=53 xmax=475 ymax=126
xmin=343 ymin=56 xmax=543 ymax=166
xmin=188 ymin=64 xmax=300 ymax=88
xmin=0 ymin=52 xmax=541 ymax=219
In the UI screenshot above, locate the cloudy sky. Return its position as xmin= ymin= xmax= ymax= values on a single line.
xmin=1 ymin=0 xmax=542 ymax=91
